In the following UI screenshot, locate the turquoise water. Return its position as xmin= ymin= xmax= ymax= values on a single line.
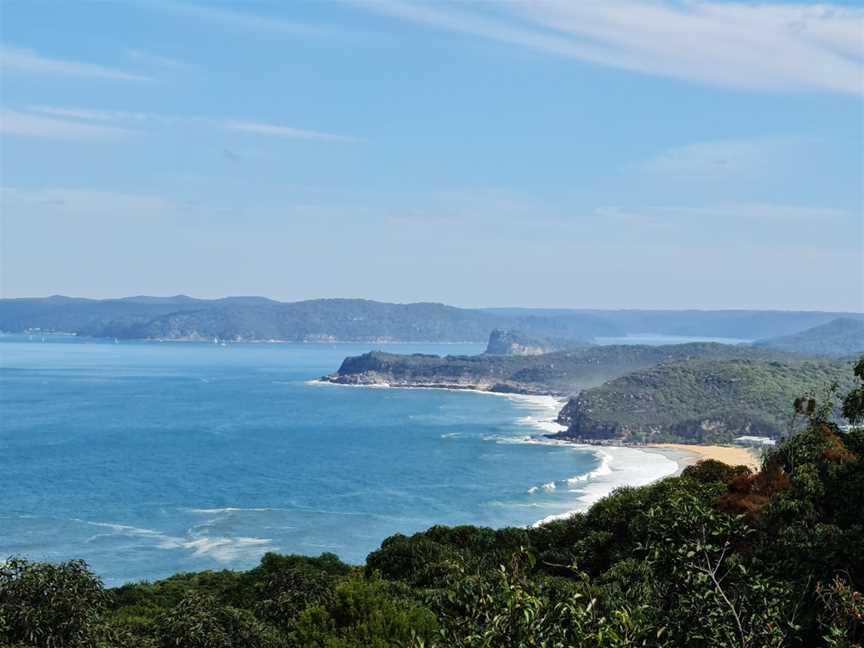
xmin=0 ymin=336 xmax=621 ymax=585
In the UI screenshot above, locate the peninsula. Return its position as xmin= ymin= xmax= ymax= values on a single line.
xmin=323 ymin=337 xmax=853 ymax=445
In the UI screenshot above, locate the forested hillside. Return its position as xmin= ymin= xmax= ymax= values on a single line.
xmin=755 ymin=318 xmax=864 ymax=358
xmin=325 ymin=343 xmax=786 ymax=395
xmin=556 ymin=358 xmax=855 ymax=443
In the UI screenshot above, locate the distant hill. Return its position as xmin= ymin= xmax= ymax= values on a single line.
xmin=3 ymin=296 xmax=861 ymax=343
xmin=754 ymin=317 xmax=864 ymax=357
xmin=484 ymin=308 xmax=864 ymax=339
xmin=323 ymin=343 xmax=789 ymax=396
xmin=483 ymin=329 xmax=591 ymax=356
xmin=0 ymin=296 xmax=617 ymax=343
xmin=555 ymin=357 xmax=854 ymax=443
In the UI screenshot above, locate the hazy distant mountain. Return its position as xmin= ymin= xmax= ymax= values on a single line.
xmin=484 ymin=308 xmax=864 ymax=340
xmin=3 ymin=296 xmax=860 ymax=343
xmin=0 ymin=296 xmax=617 ymax=343
xmin=754 ymin=317 xmax=864 ymax=357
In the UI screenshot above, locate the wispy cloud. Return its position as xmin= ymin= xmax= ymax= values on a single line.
xmin=126 ymin=49 xmax=193 ymax=71
xmin=653 ymin=203 xmax=854 ymax=223
xmin=16 ymin=106 xmax=359 ymax=143
xmin=593 ymin=205 xmax=674 ymax=230
xmin=0 ymin=46 xmax=151 ymax=81
xmin=163 ymin=3 xmax=328 ymax=37
xmin=222 ymin=120 xmax=360 ymax=143
xmin=595 ymin=202 xmax=855 ymax=225
xmin=30 ymin=106 xmax=156 ymax=122
xmin=357 ymin=0 xmax=864 ymax=95
xmin=0 ymin=109 xmax=135 ymax=139
xmin=634 ymin=136 xmax=813 ymax=177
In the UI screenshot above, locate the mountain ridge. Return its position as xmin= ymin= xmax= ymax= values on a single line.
xmin=3 ymin=295 xmax=861 ymax=343
xmin=754 ymin=317 xmax=864 ymax=357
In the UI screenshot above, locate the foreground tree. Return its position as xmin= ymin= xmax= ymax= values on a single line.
xmin=842 ymin=357 xmax=864 ymax=425
xmin=0 ymin=558 xmax=109 ymax=648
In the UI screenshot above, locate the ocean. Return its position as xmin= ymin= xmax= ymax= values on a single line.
xmin=0 ymin=335 xmax=676 ymax=585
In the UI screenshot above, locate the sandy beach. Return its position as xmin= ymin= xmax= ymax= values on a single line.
xmin=647 ymin=443 xmax=762 ymax=471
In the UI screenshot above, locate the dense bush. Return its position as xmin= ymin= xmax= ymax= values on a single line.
xmin=0 ymin=558 xmax=109 ymax=648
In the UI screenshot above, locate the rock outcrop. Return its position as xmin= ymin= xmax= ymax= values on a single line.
xmin=483 ymin=329 xmax=590 ymax=356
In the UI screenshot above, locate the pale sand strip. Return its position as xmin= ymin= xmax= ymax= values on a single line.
xmin=647 ymin=443 xmax=761 ymax=471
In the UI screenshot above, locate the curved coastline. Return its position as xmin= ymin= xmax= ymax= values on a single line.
xmin=309 ymin=378 xmax=684 ymax=526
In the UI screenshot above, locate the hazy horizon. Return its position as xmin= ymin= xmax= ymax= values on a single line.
xmin=4 ymin=291 xmax=864 ymax=315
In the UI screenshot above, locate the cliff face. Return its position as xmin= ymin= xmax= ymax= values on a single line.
xmin=483 ymin=329 xmax=590 ymax=356
xmin=326 ymin=352 xmax=546 ymax=394
xmin=556 ymin=399 xmax=622 ymax=439
xmin=557 ymin=397 xmax=780 ymax=443
xmin=485 ymin=330 xmax=547 ymax=356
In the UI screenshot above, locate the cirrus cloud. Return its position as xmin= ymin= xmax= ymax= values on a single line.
xmin=3 ymin=106 xmax=360 ymax=143
xmin=0 ymin=46 xmax=151 ymax=81
xmin=357 ymin=0 xmax=864 ymax=96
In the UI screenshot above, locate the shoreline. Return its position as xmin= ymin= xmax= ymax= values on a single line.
xmin=312 ymin=378 xmax=764 ymax=523
xmin=313 ymin=379 xmax=691 ymax=526
xmin=314 ymin=380 xmax=763 ymax=470
xmin=315 ymin=376 xmax=556 ymax=397
xmin=310 ymin=377 xmax=564 ymax=401
xmin=313 ymin=378 xmax=768 ymax=528
xmin=646 ymin=443 xmax=762 ymax=471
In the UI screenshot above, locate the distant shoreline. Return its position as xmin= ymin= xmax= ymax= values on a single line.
xmin=314 ymin=376 xmax=769 ymax=523
xmin=310 ymin=379 xmax=717 ymax=526
xmin=647 ymin=442 xmax=761 ymax=471
xmin=6 ymin=332 xmax=488 ymax=345
xmin=314 ymin=377 xmax=766 ymax=471
xmin=316 ymin=375 xmax=559 ymax=397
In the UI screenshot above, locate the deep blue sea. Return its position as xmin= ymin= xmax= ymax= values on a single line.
xmin=0 ymin=335 xmax=676 ymax=585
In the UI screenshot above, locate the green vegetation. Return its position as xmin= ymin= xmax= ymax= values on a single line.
xmin=755 ymin=318 xmax=864 ymax=358
xmin=327 ymin=343 xmax=787 ymax=395
xmin=3 ymin=361 xmax=863 ymax=647
xmin=557 ymin=358 xmax=854 ymax=443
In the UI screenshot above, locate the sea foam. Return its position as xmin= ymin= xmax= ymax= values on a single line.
xmin=79 ymin=519 xmax=273 ymax=563
xmin=531 ymin=446 xmax=678 ymax=527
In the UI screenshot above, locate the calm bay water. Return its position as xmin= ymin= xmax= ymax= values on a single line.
xmin=0 ymin=335 xmax=676 ymax=585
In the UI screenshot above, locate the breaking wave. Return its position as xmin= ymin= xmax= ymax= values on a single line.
xmin=78 ymin=519 xmax=273 ymax=563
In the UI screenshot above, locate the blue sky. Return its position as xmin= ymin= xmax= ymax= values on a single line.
xmin=1 ymin=0 xmax=862 ymax=310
